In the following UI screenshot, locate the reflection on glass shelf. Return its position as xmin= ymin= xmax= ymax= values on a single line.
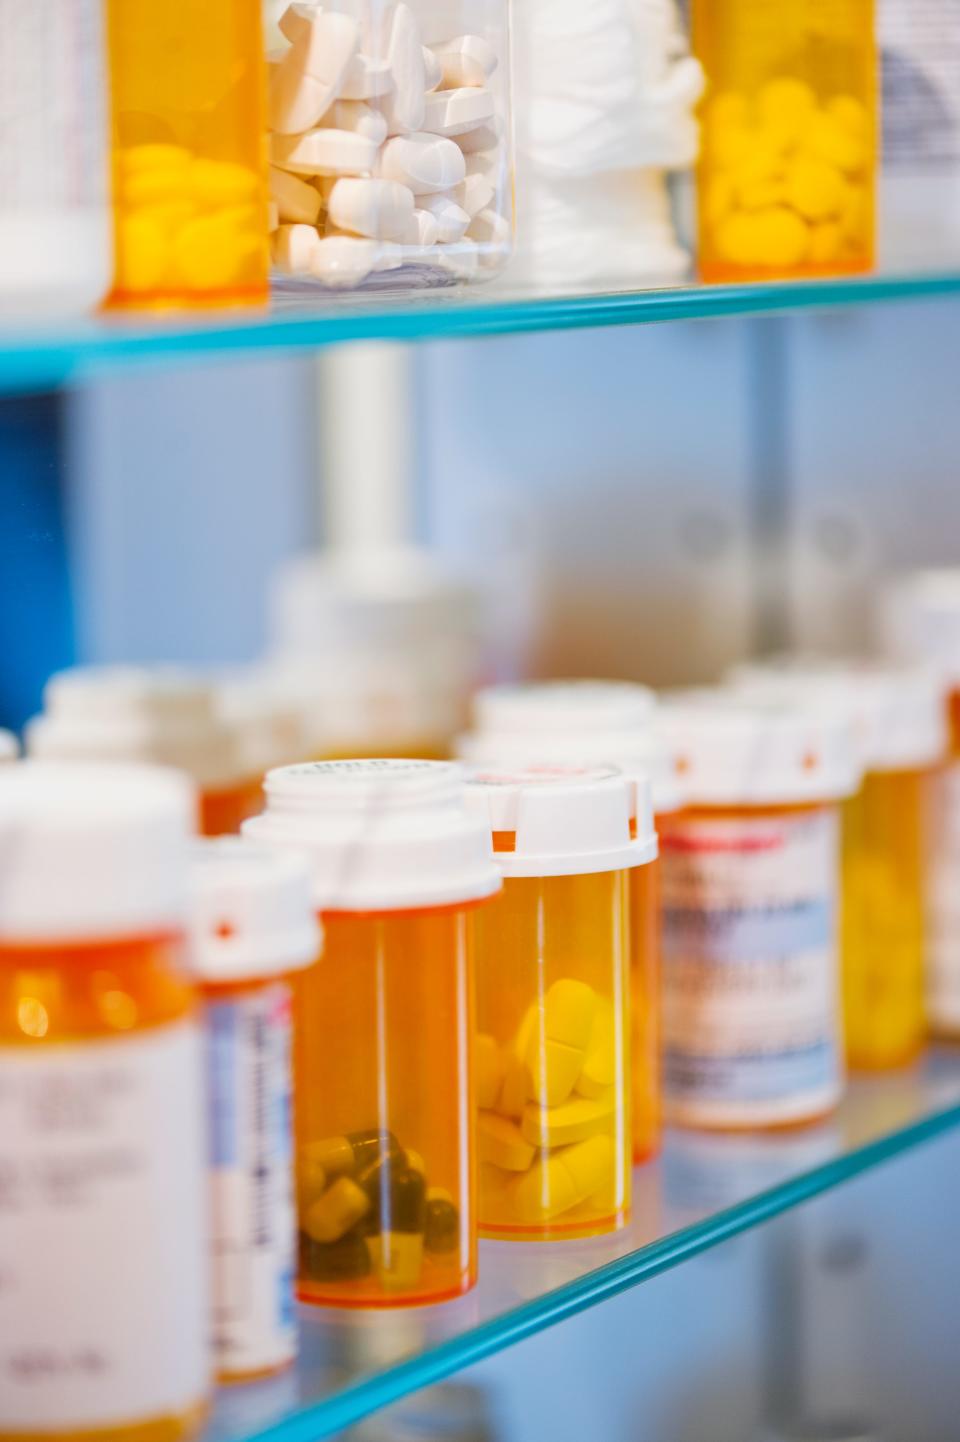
xmin=205 ymin=1049 xmax=960 ymax=1442
xmin=2 ymin=270 xmax=960 ymax=393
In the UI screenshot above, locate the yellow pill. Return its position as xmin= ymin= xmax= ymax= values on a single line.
xmin=300 ymin=1136 xmax=354 ymax=1178
xmin=705 ymin=173 xmax=735 ymax=227
xmin=757 ymin=77 xmax=816 ymax=142
xmin=507 ymin=1134 xmax=615 ymax=1222
xmin=497 ymin=1051 xmax=531 ymax=1118
xmin=120 ymin=143 xmax=192 ymax=176
xmin=526 ymin=1035 xmax=584 ymax=1108
xmin=479 ymin=1161 xmax=511 ymax=1212
xmin=174 ymin=215 xmax=244 ymax=290
xmin=754 ymin=207 xmax=810 ymax=267
xmin=136 ymin=200 xmax=195 ymax=235
xmin=786 ymin=156 xmax=846 ymax=220
xmin=732 ymin=142 xmax=784 ymax=190
xmin=738 ymin=178 xmax=786 ymax=211
xmin=828 ymin=95 xmax=869 ymax=138
xmin=189 ymin=158 xmax=259 ymax=208
xmin=707 ymin=92 xmax=749 ymax=131
xmin=123 ymin=166 xmax=191 ymax=207
xmin=560 ymin=1134 xmax=616 ymax=1197
xmin=521 ymin=1092 xmax=616 ymax=1149
xmin=476 ymin=1033 xmax=504 ymax=1110
xmin=116 ymin=212 xmax=170 ymax=292
xmin=217 ymin=203 xmax=262 ymax=235
xmin=576 ymin=1000 xmax=617 ymax=1098
xmin=804 ymin=112 xmax=866 ymax=174
xmin=298 ymin=1156 xmax=327 ymax=1204
xmin=715 ymin=212 xmax=761 ymax=266
xmin=544 ymin=979 xmax=595 ymax=1051
xmin=368 ymin=1233 xmax=423 ymax=1291
xmin=809 ymin=221 xmax=842 ymax=264
xmin=303 ymin=1176 xmax=370 ymax=1243
xmin=479 ymin=1112 xmax=536 ymax=1171
xmin=710 ymin=123 xmax=754 ymax=170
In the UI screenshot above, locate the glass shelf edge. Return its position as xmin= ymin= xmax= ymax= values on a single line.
xmin=243 ymin=1093 xmax=960 ymax=1442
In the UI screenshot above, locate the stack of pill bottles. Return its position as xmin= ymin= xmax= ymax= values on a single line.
xmin=26 ymin=667 xmax=264 ymax=836
xmin=105 ymin=0 xmax=269 ymax=307
xmin=456 ymin=681 xmax=682 ymax=1165
xmin=881 ymin=569 xmax=960 ymax=1041
xmin=191 ymin=839 xmax=320 ymax=1383
xmin=463 ymin=765 xmax=657 ymax=1240
xmin=656 ymin=694 xmax=860 ymax=1129
xmin=0 ymin=762 xmax=210 ymax=1441
xmin=692 ymin=0 xmax=876 ymax=283
xmin=728 ymin=658 xmax=947 ymax=1070
xmin=244 ymin=759 xmax=501 ymax=1306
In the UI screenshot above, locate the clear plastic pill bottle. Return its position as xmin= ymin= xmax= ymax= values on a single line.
xmin=0 ymin=762 xmax=209 ymax=1442
xmin=456 ymin=679 xmax=683 ymax=1166
xmin=657 ymin=696 xmax=858 ymax=1130
xmin=266 ymin=0 xmax=514 ymax=292
xmin=191 ymin=839 xmax=320 ymax=1382
xmin=105 ymin=0 xmax=268 ymax=308
xmin=0 ymin=0 xmax=111 ymax=316
xmin=729 ymin=657 xmax=946 ymax=1070
xmin=464 ymin=765 xmax=657 ymax=1241
xmin=244 ymin=759 xmax=500 ymax=1307
xmin=692 ymin=0 xmax=876 ymax=283
xmin=26 ymin=667 xmax=264 ymax=837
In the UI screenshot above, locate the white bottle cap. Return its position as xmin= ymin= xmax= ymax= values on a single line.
xmin=0 ymin=731 xmax=17 ymax=762
xmin=457 ymin=680 xmax=682 ymax=814
xmin=881 ymin=569 xmax=960 ymax=686
xmin=658 ymin=692 xmax=861 ymax=808
xmin=190 ymin=838 xmax=321 ymax=983
xmin=727 ymin=656 xmax=947 ymax=773
xmin=0 ymin=761 xmax=195 ymax=943
xmin=463 ymin=764 xmax=658 ymax=878
xmin=27 ymin=665 xmax=251 ymax=789
xmin=243 ymin=759 xmax=501 ymax=912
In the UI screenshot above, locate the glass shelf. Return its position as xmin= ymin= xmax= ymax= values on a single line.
xmin=3 ymin=270 xmax=960 ymax=394
xmin=205 ymin=1048 xmax=960 ymax=1442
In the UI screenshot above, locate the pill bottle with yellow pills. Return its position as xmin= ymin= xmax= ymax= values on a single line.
xmin=26 ymin=666 xmax=264 ymax=837
xmin=244 ymin=759 xmax=500 ymax=1308
xmin=657 ymin=695 xmax=859 ymax=1130
xmin=0 ymin=762 xmax=210 ymax=1442
xmin=463 ymin=765 xmax=657 ymax=1241
xmin=456 ymin=680 xmax=683 ymax=1167
xmin=105 ymin=0 xmax=268 ymax=308
xmin=692 ymin=0 xmax=876 ymax=282
xmin=728 ymin=658 xmax=947 ymax=1071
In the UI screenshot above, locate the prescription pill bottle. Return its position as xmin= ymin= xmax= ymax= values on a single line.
xmin=105 ymin=0 xmax=268 ymax=308
xmin=244 ymin=759 xmax=500 ymax=1307
xmin=266 ymin=0 xmax=514 ymax=291
xmin=26 ymin=666 xmax=263 ymax=836
xmin=456 ymin=679 xmax=683 ymax=1166
xmin=0 ymin=762 xmax=209 ymax=1442
xmin=728 ymin=657 xmax=946 ymax=1070
xmin=464 ymin=765 xmax=656 ymax=1241
xmin=191 ymin=839 xmax=320 ymax=1382
xmin=692 ymin=0 xmax=876 ymax=283
xmin=657 ymin=695 xmax=859 ymax=1130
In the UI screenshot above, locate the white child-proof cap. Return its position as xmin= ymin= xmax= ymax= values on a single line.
xmin=457 ymin=680 xmax=683 ymax=815
xmin=243 ymin=759 xmax=501 ymax=913
xmin=0 ymin=760 xmax=195 ymax=942
xmin=0 ymin=731 xmax=17 ymax=762
xmin=191 ymin=838 xmax=321 ymax=983
xmin=727 ymin=656 xmax=947 ymax=773
xmin=881 ymin=569 xmax=960 ymax=686
xmin=463 ymin=764 xmax=658 ymax=879
xmin=658 ymin=692 xmax=861 ymax=808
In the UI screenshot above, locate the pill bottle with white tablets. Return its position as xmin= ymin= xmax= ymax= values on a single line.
xmin=105 ymin=0 xmax=268 ymax=308
xmin=657 ymin=696 xmax=859 ymax=1131
xmin=457 ymin=680 xmax=682 ymax=1167
xmin=266 ymin=0 xmax=514 ymax=290
xmin=464 ymin=765 xmax=656 ymax=1241
xmin=244 ymin=760 xmax=500 ymax=1307
xmin=692 ymin=0 xmax=876 ymax=283
xmin=191 ymin=839 xmax=320 ymax=1382
xmin=0 ymin=763 xmax=209 ymax=1442
xmin=27 ymin=667 xmax=264 ymax=837
xmin=0 ymin=0 xmax=111 ymax=316
xmin=728 ymin=657 xmax=946 ymax=1071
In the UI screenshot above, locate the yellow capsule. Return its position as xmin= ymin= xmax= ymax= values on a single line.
xmin=786 ymin=156 xmax=846 ymax=220
xmin=809 ymin=221 xmax=842 ymax=264
xmin=116 ymin=211 xmax=170 ymax=292
xmin=754 ymin=207 xmax=810 ymax=268
xmin=368 ymin=1233 xmax=424 ymax=1291
xmin=303 ymin=1176 xmax=370 ymax=1244
xmin=478 ymin=1112 xmax=535 ymax=1171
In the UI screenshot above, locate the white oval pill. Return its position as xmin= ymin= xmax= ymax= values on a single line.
xmin=327 ymin=177 xmax=415 ymax=241
xmin=339 ymin=52 xmax=394 ymax=100
xmin=380 ymin=132 xmax=465 ymax=194
xmin=456 ymin=117 xmax=503 ymax=155
xmin=317 ymin=100 xmax=388 ymax=145
xmin=269 ymin=164 xmax=322 ymax=225
xmin=381 ymin=2 xmax=426 ymax=135
xmin=309 ymin=234 xmax=381 ymax=287
xmin=423 ymin=47 xmax=442 ymax=92
xmin=272 ymin=128 xmax=379 ymax=177
xmin=270 ymin=10 xmax=360 ymax=134
xmin=467 ymin=206 xmax=510 ymax=246
xmin=434 ymin=34 xmax=497 ymax=88
xmin=272 ymin=223 xmax=321 ymax=275
xmin=423 ymin=87 xmax=495 ymax=138
xmin=456 ymin=170 xmax=494 ymax=218
xmin=405 ymin=208 xmax=439 ymax=246
xmin=416 ymin=192 xmax=470 ymax=241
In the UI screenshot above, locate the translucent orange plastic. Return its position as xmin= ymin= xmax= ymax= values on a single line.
xmin=0 ymin=934 xmax=204 ymax=1442
xmin=293 ymin=906 xmax=476 ymax=1308
xmin=841 ymin=771 xmax=927 ymax=1070
xmin=199 ymin=776 xmax=264 ymax=836
xmin=693 ymin=0 xmax=876 ymax=283
xmin=474 ymin=857 xmax=631 ymax=1241
xmin=105 ymin=0 xmax=268 ymax=309
xmin=631 ymin=857 xmax=661 ymax=1164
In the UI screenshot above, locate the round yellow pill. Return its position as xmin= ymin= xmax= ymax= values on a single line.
xmin=715 ymin=211 xmax=761 ymax=266
xmin=786 ymin=156 xmax=846 ymax=220
xmin=710 ymin=122 xmax=754 ymax=170
xmin=754 ymin=207 xmax=810 ymax=268
xmin=120 ymin=143 xmax=192 ymax=177
xmin=116 ymin=211 xmax=170 ymax=292
xmin=804 ymin=112 xmax=866 ymax=174
xmin=738 ymin=178 xmax=786 ymax=211
xmin=757 ymin=77 xmax=817 ymax=150
xmin=174 ymin=214 xmax=244 ymax=290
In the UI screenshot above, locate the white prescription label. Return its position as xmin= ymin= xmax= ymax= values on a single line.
xmin=925 ymin=764 xmax=960 ymax=1031
xmin=0 ymin=1022 xmax=209 ymax=1431
xmin=660 ymin=808 xmax=842 ymax=1126
xmin=207 ymin=983 xmax=297 ymax=1377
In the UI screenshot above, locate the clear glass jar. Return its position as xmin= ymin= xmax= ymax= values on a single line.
xmin=267 ymin=0 xmax=513 ymax=291
xmin=693 ymin=0 xmax=877 ymax=283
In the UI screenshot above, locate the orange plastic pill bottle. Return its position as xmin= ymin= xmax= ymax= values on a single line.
xmin=0 ymin=762 xmax=210 ymax=1442
xmin=26 ymin=666 xmax=262 ymax=837
xmin=657 ymin=695 xmax=859 ymax=1130
xmin=244 ymin=759 xmax=501 ymax=1308
xmin=463 ymin=765 xmax=657 ymax=1241
xmin=457 ymin=680 xmax=682 ymax=1166
xmin=191 ymin=839 xmax=321 ymax=1383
